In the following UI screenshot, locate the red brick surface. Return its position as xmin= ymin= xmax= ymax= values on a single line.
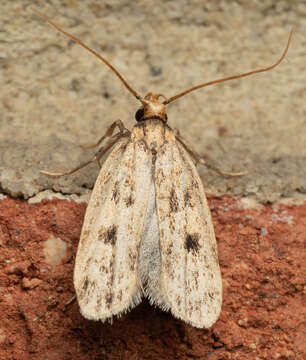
xmin=0 ymin=195 xmax=304 ymax=359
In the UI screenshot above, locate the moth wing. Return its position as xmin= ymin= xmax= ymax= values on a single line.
xmin=74 ymin=137 xmax=152 ymax=321
xmin=154 ymin=141 xmax=222 ymax=328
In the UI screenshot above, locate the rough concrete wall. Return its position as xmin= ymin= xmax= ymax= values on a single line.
xmin=0 ymin=1 xmax=305 ymax=359
xmin=1 ymin=0 xmax=305 ymax=201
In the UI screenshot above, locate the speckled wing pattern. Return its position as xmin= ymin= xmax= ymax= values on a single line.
xmin=153 ymin=140 xmax=222 ymax=328
xmin=74 ymin=136 xmax=152 ymax=321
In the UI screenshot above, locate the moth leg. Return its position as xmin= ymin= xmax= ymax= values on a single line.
xmin=82 ymin=120 xmax=128 ymax=149
xmin=41 ymin=157 xmax=99 ymax=177
xmin=41 ymin=132 xmax=127 ymax=177
xmin=200 ymin=159 xmax=248 ymax=178
xmin=175 ymin=132 xmax=247 ymax=178
xmin=93 ymin=132 xmax=126 ymax=168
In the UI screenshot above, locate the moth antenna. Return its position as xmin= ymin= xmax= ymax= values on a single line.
xmin=33 ymin=9 xmax=142 ymax=101
xmin=164 ymin=28 xmax=293 ymax=105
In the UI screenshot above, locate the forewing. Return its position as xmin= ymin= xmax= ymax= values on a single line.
xmin=74 ymin=137 xmax=152 ymax=320
xmin=154 ymin=141 xmax=222 ymax=328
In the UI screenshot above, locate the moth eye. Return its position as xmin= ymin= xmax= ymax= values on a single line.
xmin=135 ymin=108 xmax=144 ymax=122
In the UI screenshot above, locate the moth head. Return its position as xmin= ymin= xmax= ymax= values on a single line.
xmin=135 ymin=93 xmax=168 ymax=123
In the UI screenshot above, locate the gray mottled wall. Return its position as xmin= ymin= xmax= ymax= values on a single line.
xmin=1 ymin=0 xmax=305 ymax=201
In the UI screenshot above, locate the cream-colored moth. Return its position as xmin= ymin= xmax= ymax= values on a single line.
xmin=36 ymin=11 xmax=292 ymax=328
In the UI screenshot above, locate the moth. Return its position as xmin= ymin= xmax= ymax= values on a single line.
xmin=36 ymin=10 xmax=292 ymax=328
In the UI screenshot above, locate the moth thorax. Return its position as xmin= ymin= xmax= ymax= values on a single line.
xmin=135 ymin=93 xmax=168 ymax=123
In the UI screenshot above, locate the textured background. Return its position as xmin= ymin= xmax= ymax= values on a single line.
xmin=1 ymin=0 xmax=305 ymax=201
xmin=0 ymin=1 xmax=305 ymax=359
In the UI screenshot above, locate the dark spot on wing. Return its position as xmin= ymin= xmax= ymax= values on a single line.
xmin=208 ymin=291 xmax=215 ymax=300
xmin=98 ymin=225 xmax=118 ymax=245
xmin=185 ymin=233 xmax=200 ymax=253
xmin=117 ymin=290 xmax=123 ymax=301
xmin=112 ymin=181 xmax=120 ymax=204
xmin=80 ymin=278 xmax=97 ymax=301
xmin=105 ymin=293 xmax=113 ymax=307
xmin=184 ymin=189 xmax=193 ymax=207
xmin=98 ymin=227 xmax=104 ymax=241
xmin=101 ymin=171 xmax=112 ymax=186
xmin=96 ymin=297 xmax=102 ymax=307
xmin=169 ymin=218 xmax=176 ymax=233
xmin=124 ymin=194 xmax=135 ymax=207
xmin=95 ymin=296 xmax=102 ymax=313
xmin=191 ymin=179 xmax=199 ymax=191
xmin=85 ymin=257 xmax=93 ymax=271
xmin=82 ymin=278 xmax=89 ymax=291
xmin=170 ymin=188 xmax=179 ymax=213
xmin=166 ymin=244 xmax=173 ymax=255
xmin=99 ymin=264 xmax=108 ymax=273
xmin=109 ymin=258 xmax=114 ymax=270
xmin=105 ymin=225 xmax=117 ymax=245
xmin=106 ymin=262 xmax=114 ymax=288
xmin=128 ymin=249 xmax=137 ymax=271
xmin=193 ymin=270 xmax=199 ymax=289
xmin=164 ymin=260 xmax=174 ymax=280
